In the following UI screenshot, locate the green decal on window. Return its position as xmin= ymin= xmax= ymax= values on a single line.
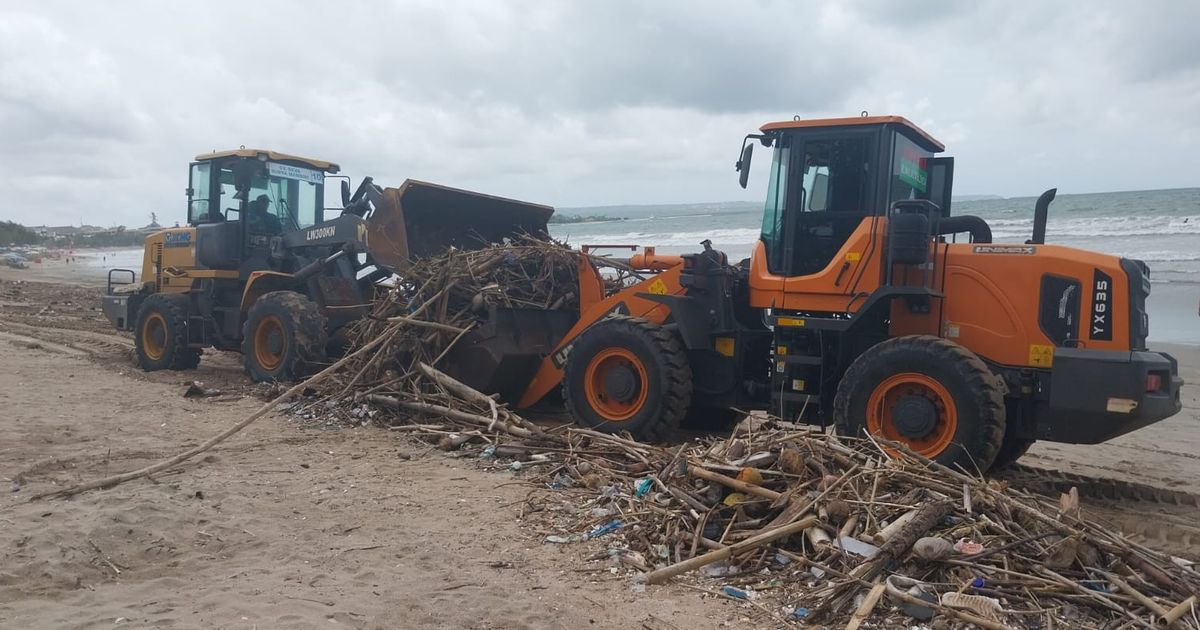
xmin=898 ymin=152 xmax=927 ymax=193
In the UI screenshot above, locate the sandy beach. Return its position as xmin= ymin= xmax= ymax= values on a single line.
xmin=1 ymin=264 xmax=1197 ymax=628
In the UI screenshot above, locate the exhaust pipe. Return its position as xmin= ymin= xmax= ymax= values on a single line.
xmin=1029 ymin=188 xmax=1057 ymax=245
xmin=936 ymin=215 xmax=992 ymax=244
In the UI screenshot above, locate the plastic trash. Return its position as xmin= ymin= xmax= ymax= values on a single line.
xmin=723 ymin=492 xmax=748 ymax=507
xmin=886 ymin=575 xmax=937 ymax=621
xmin=940 ymin=592 xmax=1002 ymax=620
xmin=971 ymin=576 xmax=986 ymax=588
xmin=791 ymin=607 xmax=810 ymax=619
xmin=837 ymin=536 xmax=881 ymax=558
xmin=544 ymin=519 xmax=623 ymax=544
xmin=736 ymin=467 xmax=764 ymax=486
xmin=953 ymin=538 xmax=984 ymax=555
xmin=587 ymin=520 xmax=623 ymax=539
xmin=634 ymin=477 xmax=653 ymax=497
xmin=913 ymin=536 xmax=954 ymax=561
xmin=721 ymin=585 xmax=758 ymax=600
xmin=588 ymin=506 xmax=615 ymax=518
xmin=479 ymin=445 xmax=496 ymax=459
xmin=701 ymin=562 xmax=740 ymax=577
xmin=549 ymin=473 xmax=574 ymax=489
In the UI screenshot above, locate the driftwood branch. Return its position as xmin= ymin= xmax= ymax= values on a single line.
xmin=30 ymin=329 xmax=397 ymax=501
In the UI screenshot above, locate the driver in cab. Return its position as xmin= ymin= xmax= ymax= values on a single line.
xmin=246 ymin=194 xmax=282 ymax=235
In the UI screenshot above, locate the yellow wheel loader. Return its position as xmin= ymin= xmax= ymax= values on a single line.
xmin=103 ymin=148 xmax=551 ymax=381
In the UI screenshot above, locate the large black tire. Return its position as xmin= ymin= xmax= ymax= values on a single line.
xmin=990 ymin=433 xmax=1035 ymax=470
xmin=241 ymin=291 xmax=328 ymax=382
xmin=833 ymin=335 xmax=1006 ymax=473
xmin=133 ymin=293 xmax=201 ymax=371
xmin=563 ymin=315 xmax=692 ymax=442
xmin=683 ymin=406 xmax=748 ymax=432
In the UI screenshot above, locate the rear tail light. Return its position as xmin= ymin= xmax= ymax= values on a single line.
xmin=1146 ymin=373 xmax=1163 ymax=392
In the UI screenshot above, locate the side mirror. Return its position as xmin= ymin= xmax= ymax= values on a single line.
xmin=737 ymin=143 xmax=753 ymax=189
xmin=341 ymin=180 xmax=351 ymax=208
xmin=809 ymin=172 xmax=829 ymax=211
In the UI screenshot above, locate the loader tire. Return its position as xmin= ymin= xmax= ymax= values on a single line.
xmin=563 ymin=315 xmax=692 ymax=443
xmin=134 ymin=293 xmax=201 ymax=371
xmin=242 ymin=291 xmax=328 ymax=382
xmin=833 ymin=335 xmax=1006 ymax=473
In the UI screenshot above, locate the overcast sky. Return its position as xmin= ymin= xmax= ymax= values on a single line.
xmin=2 ymin=1 xmax=1197 ymax=228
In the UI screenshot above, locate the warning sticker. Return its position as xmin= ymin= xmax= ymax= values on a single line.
xmin=647 ymin=279 xmax=668 ymax=295
xmin=1028 ymin=344 xmax=1054 ymax=367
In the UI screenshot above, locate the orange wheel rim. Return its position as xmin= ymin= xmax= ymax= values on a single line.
xmin=253 ymin=315 xmax=286 ymax=371
xmin=866 ymin=372 xmax=958 ymax=457
xmin=141 ymin=312 xmax=167 ymax=360
xmin=583 ymin=348 xmax=649 ymax=422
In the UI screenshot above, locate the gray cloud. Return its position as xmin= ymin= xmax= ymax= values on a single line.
xmin=0 ymin=0 xmax=1197 ymax=228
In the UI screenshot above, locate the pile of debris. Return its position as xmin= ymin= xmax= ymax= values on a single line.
xmin=324 ymin=237 xmax=582 ymax=396
xmin=364 ymin=403 xmax=1199 ymax=628
xmin=308 ymin=243 xmax=1198 ymax=628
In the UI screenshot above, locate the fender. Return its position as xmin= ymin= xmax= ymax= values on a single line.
xmin=515 ymin=265 xmax=685 ymax=407
xmin=637 ymin=292 xmax=712 ymax=349
xmin=240 ymin=270 xmax=297 ymax=311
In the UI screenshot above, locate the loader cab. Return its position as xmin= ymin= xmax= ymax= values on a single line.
xmin=186 ymin=149 xmax=339 ymax=270
xmin=753 ymin=116 xmax=953 ymax=280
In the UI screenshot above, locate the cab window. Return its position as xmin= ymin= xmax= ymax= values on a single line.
xmin=187 ymin=162 xmax=212 ymax=224
xmin=788 ymin=135 xmax=870 ymax=276
xmin=889 ymin=133 xmax=932 ymax=204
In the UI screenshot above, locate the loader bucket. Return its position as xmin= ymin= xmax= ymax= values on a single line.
xmin=366 ymin=179 xmax=554 ymax=272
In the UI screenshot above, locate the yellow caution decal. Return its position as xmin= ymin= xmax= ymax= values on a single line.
xmin=647 ymin=278 xmax=668 ymax=295
xmin=714 ymin=337 xmax=735 ymax=357
xmin=1028 ymin=344 xmax=1054 ymax=367
xmin=776 ymin=317 xmax=806 ymax=327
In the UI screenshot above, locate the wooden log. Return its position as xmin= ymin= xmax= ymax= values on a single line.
xmin=764 ymin=464 xmax=859 ymax=529
xmin=437 ymin=433 xmax=480 ymax=451
xmin=645 ymin=516 xmax=818 ymax=584
xmin=369 ymin=396 xmax=540 ymax=440
xmin=417 ymin=362 xmax=498 ymax=421
xmin=872 ymin=508 xmax=919 ymax=544
xmin=1160 ymin=595 xmax=1196 ymax=627
xmin=387 ymin=314 xmax=466 ymax=334
xmin=687 ymin=464 xmax=782 ymax=501
xmin=1108 ymin=573 xmax=1170 ymax=619
xmin=861 ymin=500 xmax=953 ymax=581
xmin=845 ymin=581 xmax=886 ymax=630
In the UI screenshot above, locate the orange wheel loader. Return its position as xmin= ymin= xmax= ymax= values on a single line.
xmin=439 ymin=115 xmax=1182 ymax=472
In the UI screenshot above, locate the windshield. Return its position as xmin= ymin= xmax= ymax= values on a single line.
xmin=263 ymin=162 xmax=324 ymax=229
xmin=760 ymin=140 xmax=790 ymax=274
xmin=213 ymin=162 xmax=324 ymax=230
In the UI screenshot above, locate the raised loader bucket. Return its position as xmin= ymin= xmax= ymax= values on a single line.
xmin=366 ymin=179 xmax=554 ymax=271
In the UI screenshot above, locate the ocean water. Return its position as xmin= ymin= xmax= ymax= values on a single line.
xmin=553 ymin=188 xmax=1200 ymax=344
xmin=85 ymin=188 xmax=1198 ymax=344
